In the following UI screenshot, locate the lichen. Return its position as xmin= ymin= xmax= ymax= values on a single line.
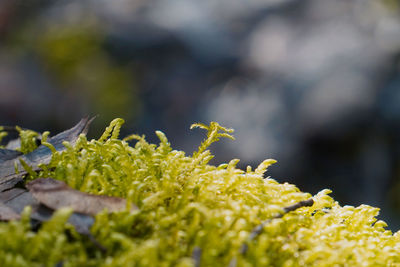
xmin=1 ymin=118 xmax=400 ymax=266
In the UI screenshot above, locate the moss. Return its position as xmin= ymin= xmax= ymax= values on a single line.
xmin=1 ymin=118 xmax=400 ymax=266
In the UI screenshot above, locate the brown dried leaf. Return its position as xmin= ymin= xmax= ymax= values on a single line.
xmin=0 ymin=186 xmax=95 ymax=236
xmin=0 ymin=202 xmax=20 ymax=221
xmin=26 ymin=178 xmax=137 ymax=215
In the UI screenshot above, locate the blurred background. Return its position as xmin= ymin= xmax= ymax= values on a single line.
xmin=1 ymin=0 xmax=400 ymax=228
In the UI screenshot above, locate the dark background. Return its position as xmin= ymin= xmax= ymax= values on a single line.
xmin=2 ymin=0 xmax=400 ymax=229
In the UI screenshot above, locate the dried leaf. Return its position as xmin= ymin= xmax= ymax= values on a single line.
xmin=0 ymin=175 xmax=23 ymax=192
xmin=20 ymin=116 xmax=93 ymax=168
xmin=0 ymin=118 xmax=119 ymax=252
xmin=0 ymin=117 xmax=94 ymax=179
xmin=0 ymin=187 xmax=27 ymax=203
xmin=1 ymin=188 xmax=39 ymax=214
xmin=26 ymin=178 xmax=136 ymax=215
xmin=0 ymin=149 xmax=22 ymax=162
xmin=66 ymin=212 xmax=95 ymax=235
xmin=5 ymin=139 xmax=22 ymax=150
xmin=29 ymin=204 xmax=95 ymax=236
xmin=0 ymin=202 xmax=20 ymax=221
xmin=0 ymin=187 xmax=95 ymax=236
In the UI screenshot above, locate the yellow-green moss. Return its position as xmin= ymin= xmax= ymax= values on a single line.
xmin=1 ymin=119 xmax=400 ymax=266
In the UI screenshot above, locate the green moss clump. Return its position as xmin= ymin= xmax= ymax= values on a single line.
xmin=1 ymin=119 xmax=400 ymax=266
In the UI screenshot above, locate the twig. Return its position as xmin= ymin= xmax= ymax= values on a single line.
xmin=192 ymin=246 xmax=202 ymax=267
xmin=282 ymin=199 xmax=314 ymax=214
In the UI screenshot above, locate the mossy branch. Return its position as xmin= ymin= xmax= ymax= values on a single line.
xmin=0 ymin=118 xmax=397 ymax=266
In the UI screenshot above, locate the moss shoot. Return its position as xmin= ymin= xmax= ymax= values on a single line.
xmin=1 ymin=118 xmax=400 ymax=266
